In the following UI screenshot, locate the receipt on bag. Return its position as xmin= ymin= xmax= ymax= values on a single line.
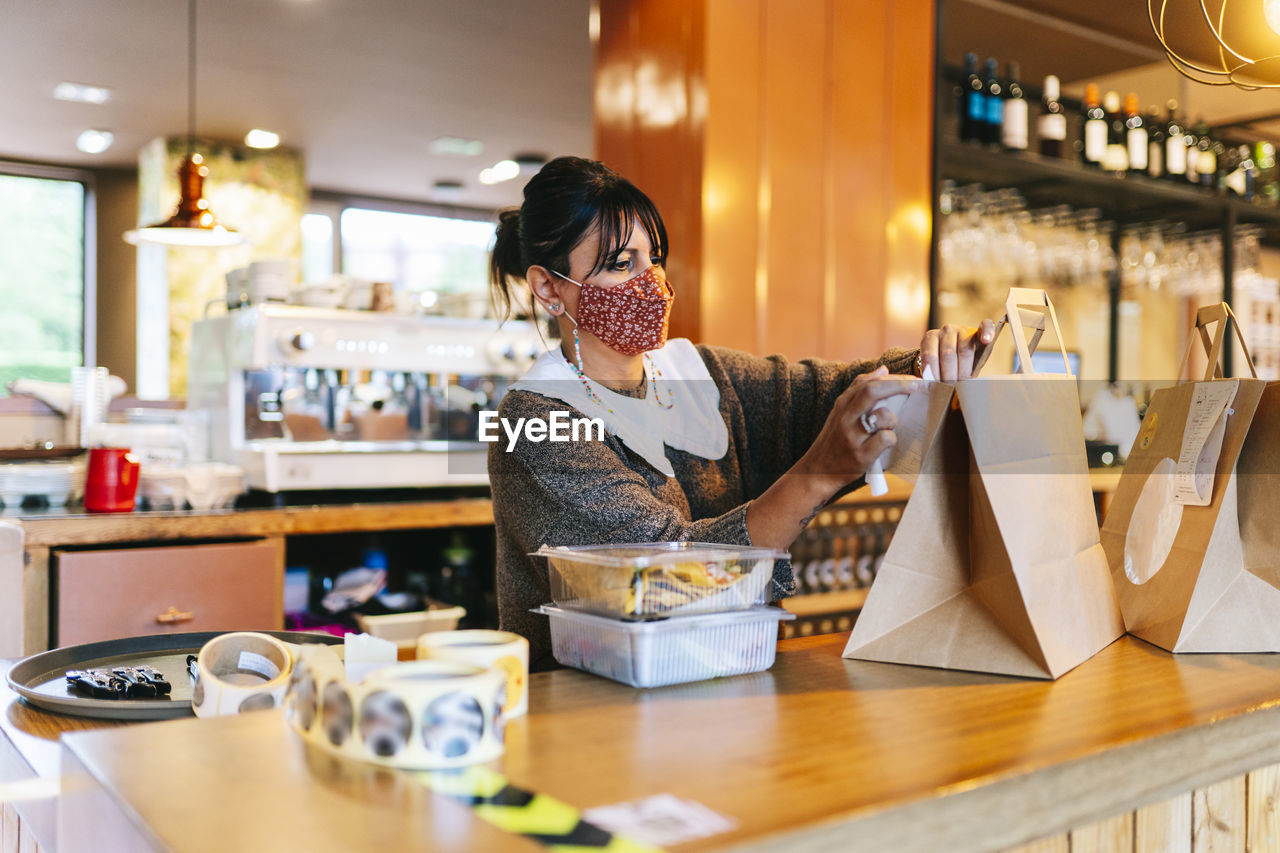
xmin=1172 ymin=381 xmax=1238 ymax=506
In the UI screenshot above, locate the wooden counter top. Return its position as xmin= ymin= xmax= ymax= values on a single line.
xmin=12 ymin=496 xmax=496 ymax=547
xmin=6 ymin=632 xmax=1278 ymax=852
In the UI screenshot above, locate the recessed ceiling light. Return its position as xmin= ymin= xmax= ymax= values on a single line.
xmin=54 ymin=82 xmax=112 ymax=104
xmin=244 ymin=129 xmax=280 ymax=149
xmin=513 ymin=152 xmax=548 ymax=174
xmin=431 ymin=180 xmax=465 ymax=202
xmin=430 ymin=136 xmax=484 ymax=157
xmin=75 ymin=129 xmax=114 ymax=154
xmin=478 ymin=160 xmax=520 ymax=185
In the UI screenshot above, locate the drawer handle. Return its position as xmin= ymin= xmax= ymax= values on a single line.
xmin=156 ymin=606 xmax=195 ymax=625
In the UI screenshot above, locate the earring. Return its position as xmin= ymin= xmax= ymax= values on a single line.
xmin=549 ymin=302 xmax=561 ymax=313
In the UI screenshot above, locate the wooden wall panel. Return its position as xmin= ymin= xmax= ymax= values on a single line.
xmin=1193 ymin=777 xmax=1246 ymax=853
xmin=1247 ymin=764 xmax=1280 ymax=851
xmin=1072 ymin=811 xmax=1134 ymax=853
xmin=701 ymin=0 xmax=763 ymax=353
xmin=884 ymin=0 xmax=937 ymax=351
xmin=831 ymin=0 xmax=891 ymax=361
xmin=592 ymin=0 xmax=705 ymax=343
xmin=1135 ymin=794 xmax=1192 ymax=853
xmin=759 ymin=0 xmax=829 ymax=358
xmin=595 ymin=0 xmax=934 ymax=360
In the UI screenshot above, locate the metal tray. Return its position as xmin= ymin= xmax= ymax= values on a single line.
xmin=6 ymin=630 xmax=342 ymax=721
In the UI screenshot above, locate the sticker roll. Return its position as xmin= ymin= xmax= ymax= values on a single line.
xmin=192 ymin=632 xmax=294 ymax=718
xmin=285 ymin=646 xmax=506 ymax=770
xmin=416 ymin=630 xmax=529 ymax=717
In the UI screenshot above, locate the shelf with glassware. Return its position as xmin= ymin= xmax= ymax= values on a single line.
xmin=932 ymin=68 xmax=1280 ymax=391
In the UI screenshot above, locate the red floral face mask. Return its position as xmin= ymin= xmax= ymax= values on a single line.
xmin=555 ymin=265 xmax=674 ymax=356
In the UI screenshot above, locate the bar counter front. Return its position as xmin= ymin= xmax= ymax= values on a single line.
xmin=6 ymin=629 xmax=1280 ymax=852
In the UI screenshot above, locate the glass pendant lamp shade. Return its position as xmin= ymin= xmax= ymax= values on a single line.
xmin=124 ymin=0 xmax=244 ymax=247
xmin=1150 ymin=0 xmax=1280 ymax=89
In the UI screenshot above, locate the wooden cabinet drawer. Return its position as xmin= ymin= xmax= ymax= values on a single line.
xmin=55 ymin=540 xmax=283 ymax=646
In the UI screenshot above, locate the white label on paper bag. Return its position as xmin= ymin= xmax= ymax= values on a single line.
xmin=237 ymin=651 xmax=281 ymax=681
xmin=1172 ymin=381 xmax=1238 ymax=506
xmin=1124 ymin=457 xmax=1183 ymax=585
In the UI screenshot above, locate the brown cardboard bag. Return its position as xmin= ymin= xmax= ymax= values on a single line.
xmin=843 ymin=288 xmax=1124 ymax=679
xmin=1100 ymin=303 xmax=1280 ymax=652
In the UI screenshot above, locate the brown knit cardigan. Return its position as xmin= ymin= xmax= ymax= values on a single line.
xmin=488 ymin=342 xmax=918 ymax=670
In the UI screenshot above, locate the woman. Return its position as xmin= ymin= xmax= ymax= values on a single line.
xmin=488 ymin=156 xmax=993 ymax=669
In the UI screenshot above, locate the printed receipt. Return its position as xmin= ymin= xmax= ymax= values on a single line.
xmin=1172 ymin=380 xmax=1238 ymax=506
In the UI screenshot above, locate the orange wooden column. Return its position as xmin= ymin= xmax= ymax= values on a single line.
xmin=594 ymin=0 xmax=936 ymax=361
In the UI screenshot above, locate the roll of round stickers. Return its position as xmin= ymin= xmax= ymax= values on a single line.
xmin=285 ymin=645 xmax=506 ymax=770
xmin=416 ymin=630 xmax=529 ymax=717
xmin=191 ymin=632 xmax=294 ymax=718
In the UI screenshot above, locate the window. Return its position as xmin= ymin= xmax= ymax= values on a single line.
xmin=304 ymin=193 xmax=498 ymax=318
xmin=340 ymin=207 xmax=496 ymax=315
xmin=0 ymin=164 xmax=93 ymax=392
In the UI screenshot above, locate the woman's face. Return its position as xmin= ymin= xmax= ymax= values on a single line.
xmin=555 ymin=218 xmax=662 ymax=317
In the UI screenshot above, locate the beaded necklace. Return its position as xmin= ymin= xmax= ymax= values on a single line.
xmin=567 ymin=326 xmax=675 ymax=414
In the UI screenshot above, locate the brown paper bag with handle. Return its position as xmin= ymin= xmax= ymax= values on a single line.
xmin=843 ymin=288 xmax=1124 ymax=679
xmin=1100 ymin=303 xmax=1280 ymax=652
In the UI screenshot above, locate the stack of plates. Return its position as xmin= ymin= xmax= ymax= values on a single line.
xmin=0 ymin=459 xmax=86 ymax=507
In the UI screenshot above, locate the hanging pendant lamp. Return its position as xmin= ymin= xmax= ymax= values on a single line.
xmin=124 ymin=0 xmax=243 ymax=247
xmin=1149 ymin=0 xmax=1280 ymax=89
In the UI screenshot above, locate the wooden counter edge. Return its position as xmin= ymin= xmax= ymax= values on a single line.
xmin=721 ymin=696 xmax=1280 ymax=853
xmin=15 ymin=497 xmax=495 ymax=547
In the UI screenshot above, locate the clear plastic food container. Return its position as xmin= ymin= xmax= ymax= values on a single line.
xmin=534 ymin=542 xmax=787 ymax=619
xmin=535 ymin=604 xmax=794 ymax=688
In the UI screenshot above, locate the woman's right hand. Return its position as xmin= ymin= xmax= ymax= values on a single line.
xmin=794 ymin=366 xmax=920 ymax=491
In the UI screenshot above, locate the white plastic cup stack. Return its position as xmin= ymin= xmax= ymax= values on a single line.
xmin=66 ymin=366 xmax=110 ymax=447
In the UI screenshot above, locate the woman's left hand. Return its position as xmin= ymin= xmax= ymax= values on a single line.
xmin=919 ymin=319 xmax=997 ymax=381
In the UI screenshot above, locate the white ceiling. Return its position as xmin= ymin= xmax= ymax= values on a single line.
xmin=0 ymin=0 xmax=594 ymax=210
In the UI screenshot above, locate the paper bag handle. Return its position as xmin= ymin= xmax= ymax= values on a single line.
xmin=975 ymin=288 xmax=1072 ymax=377
xmin=1176 ymin=302 xmax=1258 ymax=382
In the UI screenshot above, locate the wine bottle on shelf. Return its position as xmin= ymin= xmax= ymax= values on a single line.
xmin=1103 ymin=91 xmax=1129 ymax=173
xmin=1211 ymin=136 xmax=1229 ymax=192
xmin=982 ymin=57 xmax=1003 ymax=145
xmin=1255 ymin=141 xmax=1277 ymax=204
xmin=1183 ymin=120 xmax=1200 ymax=184
xmin=1164 ymin=100 xmax=1187 ymax=181
xmin=1082 ymin=83 xmax=1106 ymax=167
xmin=1124 ymin=93 xmax=1148 ymax=175
xmin=1001 ymin=60 xmax=1028 ymax=151
xmin=1223 ymin=145 xmax=1253 ymax=198
xmin=1037 ymin=74 xmax=1066 ymax=158
xmin=1194 ymin=119 xmax=1216 ymax=188
xmin=1146 ymin=106 xmax=1165 ymax=179
xmin=960 ymin=52 xmax=983 ymax=143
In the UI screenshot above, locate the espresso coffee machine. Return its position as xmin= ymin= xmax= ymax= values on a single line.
xmin=187 ymin=304 xmax=544 ymax=492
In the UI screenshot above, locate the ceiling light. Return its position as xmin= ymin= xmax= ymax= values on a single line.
xmin=478 ymin=159 xmax=520 ymax=185
xmin=244 ymin=129 xmax=280 ymax=149
xmin=125 ymin=0 xmax=244 ymax=248
xmin=1150 ymin=0 xmax=1280 ymax=88
xmin=54 ymin=82 xmax=111 ymax=104
xmin=513 ymin=152 xmax=548 ymax=175
xmin=430 ymin=136 xmax=484 ymax=157
xmin=431 ymin=180 xmax=465 ymax=202
xmin=76 ymin=129 xmax=114 ymax=154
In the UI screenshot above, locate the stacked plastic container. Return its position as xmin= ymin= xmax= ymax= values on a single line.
xmin=534 ymin=542 xmax=793 ymax=687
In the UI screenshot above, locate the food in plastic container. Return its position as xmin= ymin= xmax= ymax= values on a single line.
xmin=535 ymin=604 xmax=794 ymax=688
xmin=534 ymin=542 xmax=787 ymax=618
